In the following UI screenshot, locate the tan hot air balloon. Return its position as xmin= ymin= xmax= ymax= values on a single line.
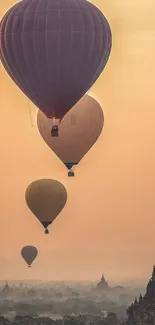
xmin=37 ymin=95 xmax=104 ymax=176
xmin=25 ymin=179 xmax=67 ymax=234
xmin=21 ymin=246 xmax=38 ymax=267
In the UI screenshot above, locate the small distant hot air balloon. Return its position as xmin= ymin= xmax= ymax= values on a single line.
xmin=25 ymin=179 xmax=67 ymax=234
xmin=0 ymin=0 xmax=112 ymax=136
xmin=37 ymin=95 xmax=104 ymax=176
xmin=21 ymin=246 xmax=38 ymax=267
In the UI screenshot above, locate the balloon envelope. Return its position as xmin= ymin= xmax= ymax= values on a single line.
xmin=25 ymin=179 xmax=67 ymax=232
xmin=21 ymin=246 xmax=38 ymax=267
xmin=0 ymin=0 xmax=112 ymax=118
xmin=37 ymin=95 xmax=104 ymax=171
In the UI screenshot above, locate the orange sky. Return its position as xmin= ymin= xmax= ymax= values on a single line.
xmin=0 ymin=0 xmax=155 ymax=284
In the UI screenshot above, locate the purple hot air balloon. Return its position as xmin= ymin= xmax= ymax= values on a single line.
xmin=0 ymin=0 xmax=112 ymax=135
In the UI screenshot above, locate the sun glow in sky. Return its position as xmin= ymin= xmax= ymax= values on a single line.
xmin=0 ymin=0 xmax=155 ymax=284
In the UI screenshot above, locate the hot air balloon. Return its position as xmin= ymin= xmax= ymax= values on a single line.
xmin=0 ymin=0 xmax=112 ymax=136
xmin=21 ymin=246 xmax=38 ymax=267
xmin=25 ymin=179 xmax=67 ymax=234
xmin=37 ymin=95 xmax=104 ymax=176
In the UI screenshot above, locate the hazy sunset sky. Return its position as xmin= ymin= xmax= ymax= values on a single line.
xmin=0 ymin=0 xmax=155 ymax=285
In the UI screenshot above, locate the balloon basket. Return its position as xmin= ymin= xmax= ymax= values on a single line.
xmin=28 ymin=265 xmax=31 ymax=268
xmin=45 ymin=229 xmax=49 ymax=234
xmin=68 ymin=170 xmax=75 ymax=177
xmin=51 ymin=126 xmax=59 ymax=137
